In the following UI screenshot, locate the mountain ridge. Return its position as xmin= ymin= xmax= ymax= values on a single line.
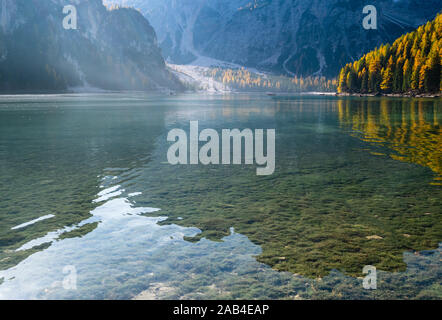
xmin=105 ymin=0 xmax=442 ymax=77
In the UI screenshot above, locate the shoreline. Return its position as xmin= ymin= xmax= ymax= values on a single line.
xmin=336 ymin=92 xmax=441 ymax=98
xmin=0 ymin=90 xmax=440 ymax=98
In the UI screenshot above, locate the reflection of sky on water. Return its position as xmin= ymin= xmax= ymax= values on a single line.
xmin=0 ymin=172 xmax=265 ymax=299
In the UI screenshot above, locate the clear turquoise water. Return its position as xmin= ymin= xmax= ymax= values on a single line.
xmin=0 ymin=93 xmax=440 ymax=299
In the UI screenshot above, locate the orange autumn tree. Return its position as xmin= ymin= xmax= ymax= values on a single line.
xmin=338 ymin=13 xmax=441 ymax=94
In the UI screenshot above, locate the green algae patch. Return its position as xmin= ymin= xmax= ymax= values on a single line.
xmin=147 ymin=160 xmax=441 ymax=278
xmin=58 ymin=222 xmax=99 ymax=240
xmin=0 ymin=176 xmax=97 ymax=270
xmin=0 ymin=242 xmax=52 ymax=271
xmin=141 ymin=97 xmax=441 ymax=278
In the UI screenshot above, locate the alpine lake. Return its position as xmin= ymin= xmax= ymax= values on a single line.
xmin=0 ymin=93 xmax=440 ymax=299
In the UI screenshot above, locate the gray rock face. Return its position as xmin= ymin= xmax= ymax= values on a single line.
xmin=106 ymin=0 xmax=441 ymax=77
xmin=0 ymin=0 xmax=182 ymax=92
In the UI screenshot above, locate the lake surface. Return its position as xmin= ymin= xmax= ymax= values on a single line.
xmin=0 ymin=93 xmax=440 ymax=299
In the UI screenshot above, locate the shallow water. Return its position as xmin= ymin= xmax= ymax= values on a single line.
xmin=0 ymin=93 xmax=440 ymax=299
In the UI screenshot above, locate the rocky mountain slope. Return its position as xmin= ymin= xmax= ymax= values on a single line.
xmin=106 ymin=0 xmax=441 ymax=77
xmin=0 ymin=0 xmax=182 ymax=92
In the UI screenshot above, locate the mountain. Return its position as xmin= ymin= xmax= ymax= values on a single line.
xmin=0 ymin=0 xmax=183 ymax=93
xmin=338 ymin=13 xmax=441 ymax=94
xmin=105 ymin=0 xmax=442 ymax=77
